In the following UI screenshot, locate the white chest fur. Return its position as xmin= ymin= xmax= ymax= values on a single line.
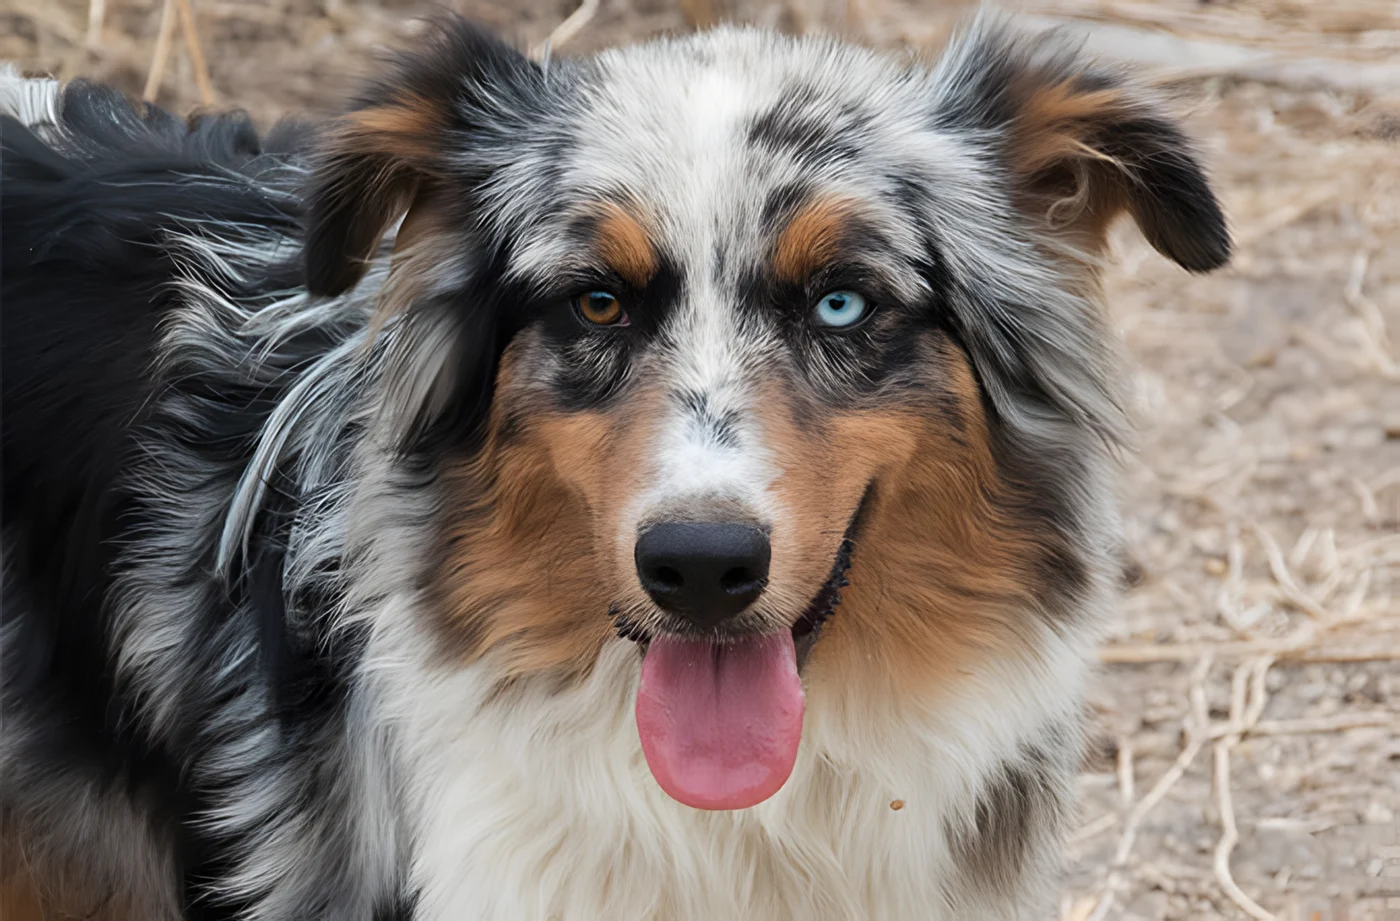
xmin=378 ymin=633 xmax=1088 ymax=921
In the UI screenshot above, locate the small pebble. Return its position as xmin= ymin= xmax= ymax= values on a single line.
xmin=1247 ymin=347 xmax=1277 ymax=368
xmin=1364 ymin=801 xmax=1395 ymax=824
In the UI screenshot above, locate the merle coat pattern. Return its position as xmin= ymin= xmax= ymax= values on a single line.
xmin=0 ymin=16 xmax=1228 ymax=920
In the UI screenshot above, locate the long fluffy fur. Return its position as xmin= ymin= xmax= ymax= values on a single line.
xmin=1 ymin=15 xmax=1228 ymax=920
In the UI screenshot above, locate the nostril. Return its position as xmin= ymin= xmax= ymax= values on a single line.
xmin=720 ymin=566 xmax=761 ymax=594
xmin=653 ymin=565 xmax=684 ymax=591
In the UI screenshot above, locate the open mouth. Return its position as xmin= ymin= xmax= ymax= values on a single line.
xmin=624 ymin=493 xmax=868 ymax=812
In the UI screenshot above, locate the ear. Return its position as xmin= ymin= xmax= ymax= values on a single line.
xmin=303 ymin=15 xmax=539 ymax=296
xmin=937 ymin=19 xmax=1231 ymax=273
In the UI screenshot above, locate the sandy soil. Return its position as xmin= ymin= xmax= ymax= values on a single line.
xmin=7 ymin=1 xmax=1398 ymax=918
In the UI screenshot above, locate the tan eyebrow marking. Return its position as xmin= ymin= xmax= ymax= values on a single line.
xmin=593 ymin=202 xmax=657 ymax=289
xmin=772 ymin=196 xmax=858 ymax=284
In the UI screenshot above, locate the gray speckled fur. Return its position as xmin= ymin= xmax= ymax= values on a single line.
xmin=1 ymin=13 xmax=1227 ymax=918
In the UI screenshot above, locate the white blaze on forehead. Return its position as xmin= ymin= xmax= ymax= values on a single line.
xmin=567 ymin=53 xmax=782 ymax=525
xmin=634 ymin=279 xmax=779 ymax=526
xmin=678 ymin=68 xmax=752 ymax=209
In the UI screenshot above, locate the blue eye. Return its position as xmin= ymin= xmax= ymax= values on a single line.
xmin=813 ymin=290 xmax=869 ymax=328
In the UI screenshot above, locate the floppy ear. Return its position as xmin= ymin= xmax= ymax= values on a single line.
xmin=303 ymin=16 xmax=539 ymax=297
xmin=939 ymin=21 xmax=1231 ymax=273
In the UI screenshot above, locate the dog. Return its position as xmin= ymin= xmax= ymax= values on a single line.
xmin=0 ymin=13 xmax=1229 ymax=920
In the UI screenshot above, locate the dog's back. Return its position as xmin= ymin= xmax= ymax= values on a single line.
xmin=1 ymin=79 xmax=310 ymax=919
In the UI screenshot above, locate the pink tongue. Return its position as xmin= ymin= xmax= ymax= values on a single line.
xmin=635 ymin=632 xmax=804 ymax=810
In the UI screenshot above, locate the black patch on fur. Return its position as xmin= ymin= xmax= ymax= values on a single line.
xmin=1092 ymin=113 xmax=1231 ymax=272
xmin=374 ymin=890 xmax=421 ymax=921
xmin=746 ymin=84 xmax=868 ymax=168
xmin=400 ymin=242 xmax=529 ymax=456
xmin=945 ymin=735 xmax=1071 ymax=898
xmin=1 ymin=78 xmax=309 ymax=877
xmin=759 ymin=180 xmax=814 ymax=232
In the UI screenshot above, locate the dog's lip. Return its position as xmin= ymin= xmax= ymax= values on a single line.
xmin=791 ymin=537 xmax=854 ymax=670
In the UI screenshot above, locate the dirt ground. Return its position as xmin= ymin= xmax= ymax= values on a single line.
xmin=6 ymin=0 xmax=1398 ymax=918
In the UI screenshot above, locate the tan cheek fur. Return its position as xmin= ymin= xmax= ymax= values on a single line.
xmin=428 ymin=354 xmax=664 ymax=681
xmin=0 ymin=871 xmax=46 ymax=921
xmin=755 ymin=387 xmax=920 ymax=621
xmin=765 ymin=338 xmax=1054 ymax=699
xmin=0 ymin=860 xmax=143 ymax=921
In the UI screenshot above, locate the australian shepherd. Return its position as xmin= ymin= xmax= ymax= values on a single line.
xmin=0 ymin=12 xmax=1229 ymax=920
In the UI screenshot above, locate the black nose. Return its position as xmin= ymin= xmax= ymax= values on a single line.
xmin=634 ymin=522 xmax=771 ymax=630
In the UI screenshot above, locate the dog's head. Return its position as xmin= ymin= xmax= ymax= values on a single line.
xmin=305 ymin=16 xmax=1228 ymax=810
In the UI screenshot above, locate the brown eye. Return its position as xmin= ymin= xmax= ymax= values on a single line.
xmin=574 ymin=291 xmax=626 ymax=326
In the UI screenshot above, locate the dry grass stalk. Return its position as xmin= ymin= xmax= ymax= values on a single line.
xmin=530 ymin=0 xmax=600 ymax=60
xmin=85 ymin=0 xmax=105 ymax=50
xmin=1250 ymin=523 xmax=1330 ymax=621
xmin=1112 ymin=656 xmax=1214 ymax=868
xmin=1017 ymin=11 xmax=1400 ymax=93
xmin=1116 ymin=738 xmax=1134 ymax=809
xmin=174 ymin=0 xmax=215 ymax=105
xmin=680 ymin=0 xmax=719 ymax=28
xmin=1342 ymin=249 xmax=1399 ymax=380
xmin=1070 ymin=812 xmax=1119 ymax=845
xmin=143 ymin=0 xmax=178 ymax=102
xmin=1062 ymin=895 xmax=1098 ymax=921
xmin=143 ymin=0 xmax=215 ymax=105
xmin=1079 ymin=657 xmax=1216 ymax=921
xmin=1240 ymin=713 xmax=1396 ymax=738
xmin=1211 ymin=658 xmax=1275 ymax=920
xmin=1098 ymin=640 xmax=1400 ymax=665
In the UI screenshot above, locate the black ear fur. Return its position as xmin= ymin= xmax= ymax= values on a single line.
xmin=304 ymin=150 xmax=417 ymax=297
xmin=937 ymin=22 xmax=1231 ymax=273
xmin=1091 ymin=110 xmax=1230 ymax=272
xmin=302 ymin=15 xmax=540 ymax=297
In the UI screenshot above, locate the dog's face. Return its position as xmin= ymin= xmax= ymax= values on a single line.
xmin=306 ymin=18 xmax=1228 ymax=809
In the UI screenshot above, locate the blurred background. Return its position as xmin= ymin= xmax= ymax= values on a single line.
xmin=6 ymin=1 xmax=1398 ymax=918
